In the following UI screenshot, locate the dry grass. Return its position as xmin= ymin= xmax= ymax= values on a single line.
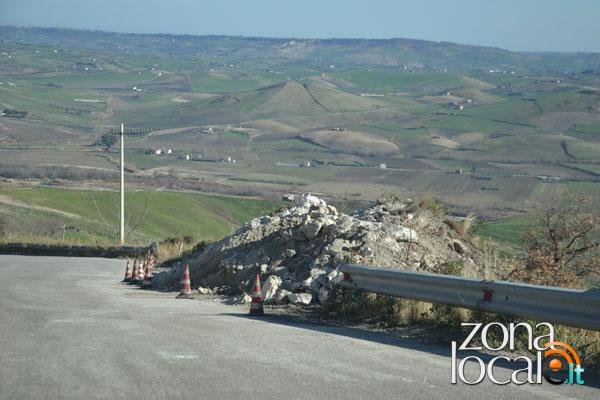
xmin=418 ymin=193 xmax=444 ymax=217
xmin=445 ymin=213 xmax=477 ymax=237
xmin=0 ymin=234 xmax=119 ymax=247
xmin=154 ymin=237 xmax=209 ymax=267
xmin=155 ymin=239 xmax=200 ymax=262
xmin=462 ymin=213 xmax=477 ymax=235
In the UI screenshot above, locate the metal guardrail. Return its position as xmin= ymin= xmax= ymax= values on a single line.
xmin=339 ymin=264 xmax=600 ymax=331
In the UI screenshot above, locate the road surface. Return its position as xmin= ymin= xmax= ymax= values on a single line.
xmin=0 ymin=255 xmax=598 ymax=399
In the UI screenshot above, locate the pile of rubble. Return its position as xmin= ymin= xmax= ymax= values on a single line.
xmin=153 ymin=193 xmax=488 ymax=305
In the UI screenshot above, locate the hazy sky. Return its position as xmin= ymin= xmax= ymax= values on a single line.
xmin=1 ymin=0 xmax=599 ymax=52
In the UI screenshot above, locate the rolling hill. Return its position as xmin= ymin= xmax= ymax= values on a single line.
xmin=2 ymin=26 xmax=600 ymax=72
xmin=1 ymin=25 xmax=600 ymax=228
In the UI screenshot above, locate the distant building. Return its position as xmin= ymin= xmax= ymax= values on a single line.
xmin=379 ymin=163 xmax=387 ymax=169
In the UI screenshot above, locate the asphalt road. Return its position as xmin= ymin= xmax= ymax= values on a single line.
xmin=0 ymin=255 xmax=598 ymax=400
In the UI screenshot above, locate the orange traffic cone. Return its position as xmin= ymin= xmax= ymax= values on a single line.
xmin=138 ymin=260 xmax=145 ymax=285
xmin=141 ymin=255 xmax=153 ymax=289
xmin=249 ymin=274 xmax=264 ymax=315
xmin=122 ymin=260 xmax=133 ymax=282
xmin=177 ymin=263 xmax=192 ymax=298
xmin=131 ymin=259 xmax=139 ymax=284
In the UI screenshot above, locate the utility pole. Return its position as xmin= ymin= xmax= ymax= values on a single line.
xmin=119 ymin=123 xmax=125 ymax=245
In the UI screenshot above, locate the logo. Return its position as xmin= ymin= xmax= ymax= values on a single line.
xmin=542 ymin=341 xmax=584 ymax=385
xmin=451 ymin=322 xmax=584 ymax=385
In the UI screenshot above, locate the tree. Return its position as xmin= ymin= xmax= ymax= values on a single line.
xmin=507 ymin=190 xmax=600 ymax=287
xmin=99 ymin=133 xmax=118 ymax=150
xmin=90 ymin=193 xmax=150 ymax=243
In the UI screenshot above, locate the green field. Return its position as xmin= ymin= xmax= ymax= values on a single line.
xmin=187 ymin=73 xmax=281 ymax=93
xmin=474 ymin=217 xmax=530 ymax=246
xmin=330 ymin=70 xmax=465 ymax=94
xmin=0 ymin=187 xmax=281 ymax=244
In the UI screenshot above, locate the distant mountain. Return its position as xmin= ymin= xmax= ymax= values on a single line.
xmin=1 ymin=26 xmax=599 ymax=73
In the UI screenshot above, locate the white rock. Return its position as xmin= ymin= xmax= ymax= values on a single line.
xmin=394 ymin=226 xmax=418 ymax=242
xmin=323 ymin=217 xmax=336 ymax=225
xmin=291 ymin=206 xmax=310 ymax=216
xmin=287 ymin=292 xmax=312 ymax=305
xmin=328 ymin=270 xmax=345 ymax=284
xmin=197 ymin=287 xmax=213 ymax=295
xmin=295 ymin=193 xmax=326 ymax=208
xmin=285 ymin=249 xmax=296 ymax=258
xmin=301 ymin=218 xmax=324 ymax=240
xmin=301 ymin=276 xmax=313 ymax=289
xmin=335 ymin=215 xmax=354 ymax=234
xmin=321 ymin=218 xmax=337 ymax=232
xmin=309 ymin=268 xmax=326 ymax=279
xmin=325 ymin=239 xmax=349 ymax=256
xmin=282 ymin=194 xmax=296 ymax=202
xmin=236 ymin=294 xmax=252 ymax=304
xmin=274 ymin=289 xmax=291 ymax=303
xmin=261 ymin=275 xmax=282 ymax=301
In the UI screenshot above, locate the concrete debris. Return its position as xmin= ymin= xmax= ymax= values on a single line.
xmin=393 ymin=227 xmax=418 ymax=242
xmin=285 ymin=249 xmax=296 ymax=258
xmin=300 ymin=218 xmax=324 ymax=240
xmin=197 ymin=286 xmax=213 ymax=295
xmin=154 ymin=193 xmax=492 ymax=306
xmin=261 ymin=275 xmax=282 ymax=302
xmin=274 ymin=289 xmax=291 ymax=303
xmin=234 ymin=293 xmax=252 ymax=304
xmin=287 ymin=292 xmax=313 ymax=305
